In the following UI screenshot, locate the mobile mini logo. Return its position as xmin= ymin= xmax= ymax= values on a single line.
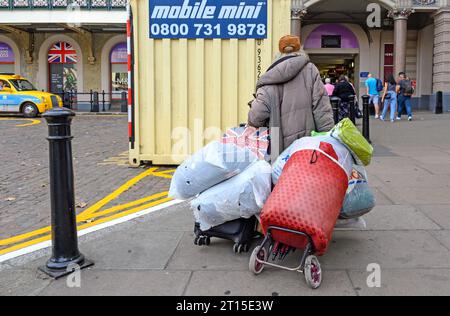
xmin=151 ymin=0 xmax=266 ymax=20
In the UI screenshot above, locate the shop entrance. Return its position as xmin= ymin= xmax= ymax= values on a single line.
xmin=310 ymin=54 xmax=357 ymax=84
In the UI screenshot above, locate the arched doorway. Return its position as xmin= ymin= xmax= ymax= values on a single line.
xmin=109 ymin=42 xmax=128 ymax=111
xmin=110 ymin=42 xmax=128 ymax=92
xmin=48 ymin=41 xmax=78 ymax=94
xmin=304 ymin=24 xmax=360 ymax=84
xmin=0 ymin=42 xmax=15 ymax=74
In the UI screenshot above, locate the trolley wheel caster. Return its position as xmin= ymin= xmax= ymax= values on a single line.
xmin=233 ymin=243 xmax=245 ymax=253
xmin=304 ymin=255 xmax=322 ymax=290
xmin=249 ymin=246 xmax=268 ymax=275
xmin=194 ymin=237 xmax=199 ymax=246
xmin=205 ymin=237 xmax=211 ymax=246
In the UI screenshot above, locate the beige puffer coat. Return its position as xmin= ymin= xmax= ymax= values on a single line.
xmin=248 ymin=53 xmax=334 ymax=160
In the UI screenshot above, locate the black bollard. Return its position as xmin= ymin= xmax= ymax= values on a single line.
xmin=349 ymin=95 xmax=356 ymax=125
xmin=121 ymin=92 xmax=128 ymax=113
xmin=435 ymin=91 xmax=443 ymax=114
xmin=362 ymin=95 xmax=372 ymax=144
xmin=39 ymin=108 xmax=93 ymax=279
xmin=92 ymin=91 xmax=99 ymax=113
xmin=330 ymin=96 xmax=341 ymax=124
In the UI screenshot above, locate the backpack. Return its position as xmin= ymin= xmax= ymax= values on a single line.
xmin=376 ymin=79 xmax=384 ymax=92
xmin=402 ymin=80 xmax=415 ymax=96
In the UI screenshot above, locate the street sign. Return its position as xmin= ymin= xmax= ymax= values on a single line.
xmin=149 ymin=0 xmax=268 ymax=39
xmin=360 ymin=72 xmax=370 ymax=78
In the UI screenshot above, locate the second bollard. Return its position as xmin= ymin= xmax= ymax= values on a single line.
xmin=349 ymin=95 xmax=356 ymax=125
xmin=39 ymin=107 xmax=93 ymax=279
xmin=330 ymin=96 xmax=341 ymax=124
xmin=362 ymin=95 xmax=372 ymax=144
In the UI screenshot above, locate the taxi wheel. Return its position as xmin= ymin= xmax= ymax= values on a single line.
xmin=22 ymin=103 xmax=39 ymax=118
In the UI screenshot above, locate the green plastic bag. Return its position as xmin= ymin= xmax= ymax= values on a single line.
xmin=311 ymin=131 xmax=328 ymax=137
xmin=330 ymin=118 xmax=373 ymax=166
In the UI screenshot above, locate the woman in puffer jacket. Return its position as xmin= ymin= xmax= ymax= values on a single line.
xmin=248 ymin=35 xmax=334 ymax=162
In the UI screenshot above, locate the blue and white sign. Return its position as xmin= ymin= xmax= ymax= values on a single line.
xmin=149 ymin=0 xmax=268 ymax=39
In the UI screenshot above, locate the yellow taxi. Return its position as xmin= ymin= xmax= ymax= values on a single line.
xmin=0 ymin=74 xmax=63 ymax=118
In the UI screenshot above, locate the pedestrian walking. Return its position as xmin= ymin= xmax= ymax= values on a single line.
xmin=380 ymin=74 xmax=399 ymax=122
xmin=332 ymin=75 xmax=355 ymax=121
xmin=365 ymin=73 xmax=383 ymax=119
xmin=324 ymin=78 xmax=335 ymax=96
xmin=397 ymin=72 xmax=414 ymax=121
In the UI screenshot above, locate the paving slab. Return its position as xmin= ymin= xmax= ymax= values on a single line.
xmin=0 ymin=268 xmax=51 ymax=296
xmin=430 ymin=231 xmax=450 ymax=251
xmin=39 ymin=270 xmax=191 ymax=296
xmin=373 ymin=173 xmax=450 ymax=189
xmin=381 ymin=186 xmax=450 ymax=205
xmin=366 ymin=157 xmax=431 ymax=175
xmin=321 ymin=231 xmax=450 ymax=270
xmin=80 ymin=230 xmax=184 ymax=270
xmin=185 ymin=270 xmax=356 ymax=296
xmin=389 ymin=147 xmax=450 ymax=158
xmin=372 ymin=187 xmax=395 ymax=205
xmin=167 ymin=233 xmax=252 ymax=271
xmin=363 ymin=205 xmax=441 ymax=231
xmin=133 ymin=202 xmax=193 ymax=232
xmin=420 ymin=163 xmax=450 ymax=175
xmin=411 ymin=155 xmax=450 ymax=165
xmin=417 ymin=205 xmax=450 ymax=229
xmin=365 ymin=174 xmax=385 ymax=188
xmin=348 ymin=269 xmax=450 ymax=296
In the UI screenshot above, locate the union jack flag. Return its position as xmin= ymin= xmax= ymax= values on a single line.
xmin=48 ymin=42 xmax=77 ymax=64
xmin=221 ymin=126 xmax=270 ymax=160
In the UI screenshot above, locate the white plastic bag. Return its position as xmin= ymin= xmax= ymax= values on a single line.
xmin=272 ymin=136 xmax=353 ymax=184
xmin=169 ymin=141 xmax=258 ymax=200
xmin=169 ymin=126 xmax=269 ymax=200
xmin=191 ymin=160 xmax=272 ymax=231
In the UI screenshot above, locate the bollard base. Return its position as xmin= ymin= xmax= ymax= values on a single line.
xmin=39 ymin=257 xmax=94 ymax=280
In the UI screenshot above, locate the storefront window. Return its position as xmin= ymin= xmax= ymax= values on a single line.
xmin=0 ymin=42 xmax=15 ymax=74
xmin=48 ymin=41 xmax=78 ymax=93
xmin=110 ymin=43 xmax=128 ymax=93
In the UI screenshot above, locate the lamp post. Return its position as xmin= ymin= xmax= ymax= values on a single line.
xmin=291 ymin=0 xmax=307 ymax=38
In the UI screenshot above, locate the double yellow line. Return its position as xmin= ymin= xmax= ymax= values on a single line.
xmin=0 ymin=167 xmax=176 ymax=256
xmin=0 ymin=117 xmax=42 ymax=127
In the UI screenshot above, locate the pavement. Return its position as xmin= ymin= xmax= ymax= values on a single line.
xmin=1 ymin=112 xmax=450 ymax=296
xmin=0 ymin=115 xmax=172 ymax=242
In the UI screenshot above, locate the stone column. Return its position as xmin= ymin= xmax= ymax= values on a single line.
xmin=433 ymin=9 xmax=450 ymax=94
xmin=291 ymin=6 xmax=307 ymax=38
xmin=388 ymin=8 xmax=414 ymax=76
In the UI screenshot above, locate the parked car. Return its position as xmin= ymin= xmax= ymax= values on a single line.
xmin=0 ymin=74 xmax=63 ymax=118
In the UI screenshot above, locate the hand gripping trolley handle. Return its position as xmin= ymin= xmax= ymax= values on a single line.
xmin=249 ymin=226 xmax=322 ymax=289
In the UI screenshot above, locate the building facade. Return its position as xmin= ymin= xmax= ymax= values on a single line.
xmin=292 ymin=0 xmax=450 ymax=111
xmin=0 ymin=0 xmax=127 ymax=110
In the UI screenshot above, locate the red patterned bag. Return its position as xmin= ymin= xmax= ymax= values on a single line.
xmin=261 ymin=143 xmax=348 ymax=255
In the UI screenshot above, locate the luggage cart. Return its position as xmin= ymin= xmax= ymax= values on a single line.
xmin=249 ymin=226 xmax=322 ymax=289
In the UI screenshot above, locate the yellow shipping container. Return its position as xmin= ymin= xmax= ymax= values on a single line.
xmin=129 ymin=0 xmax=291 ymax=166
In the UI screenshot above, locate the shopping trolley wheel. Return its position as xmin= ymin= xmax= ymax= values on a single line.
xmin=249 ymin=246 xmax=268 ymax=275
xmin=304 ymin=255 xmax=322 ymax=290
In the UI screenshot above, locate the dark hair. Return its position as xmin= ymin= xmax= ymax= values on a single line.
xmin=387 ymin=74 xmax=396 ymax=85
